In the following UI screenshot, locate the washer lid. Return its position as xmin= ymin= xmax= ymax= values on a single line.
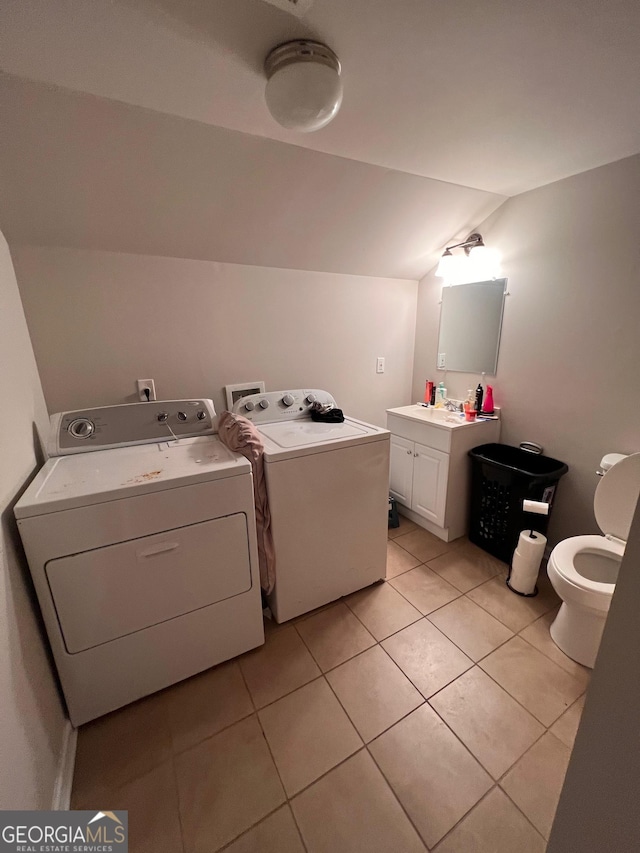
xmin=594 ymin=452 xmax=640 ymax=542
xmin=259 ymin=419 xmax=370 ymax=448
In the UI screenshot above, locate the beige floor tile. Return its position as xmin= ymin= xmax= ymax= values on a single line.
xmin=370 ymin=704 xmax=492 ymax=848
xmin=387 ymin=514 xmax=418 ymax=539
xmin=81 ymin=762 xmax=183 ymax=853
xmin=520 ymin=609 xmax=592 ymax=683
xmin=480 ymin=636 xmax=586 ymax=726
xmin=389 ymin=564 xmax=461 ymax=614
xmin=295 ymin=602 xmax=375 ymax=671
xmin=382 ymin=618 xmax=473 ymax=698
xmin=345 ymin=582 xmax=421 ymax=640
xmin=501 ymin=732 xmax=571 ymax=839
xmin=550 ymin=694 xmax=586 ymax=749
xmin=71 ymin=693 xmax=172 ymax=806
xmin=385 ymin=539 xmax=422 ymax=578
xmin=175 ymin=715 xmax=285 ymax=853
xmin=435 ymin=787 xmax=546 ymax=853
xmin=430 ymin=668 xmax=545 ymax=779
xmin=292 ymin=750 xmax=426 ymax=853
xmin=428 ymin=596 xmax=513 ymax=661
xmin=326 ymin=645 xmax=424 ymax=742
xmin=258 ymin=678 xmax=362 ymax=796
xmin=427 ymin=541 xmax=505 ymax=593
xmin=224 ymin=806 xmax=305 ymax=853
xmin=468 ymin=574 xmax=558 ymax=633
xmin=393 ymin=527 xmax=452 ymax=562
xmin=163 ymin=661 xmax=254 ymax=754
xmin=239 ymin=625 xmax=320 ymax=708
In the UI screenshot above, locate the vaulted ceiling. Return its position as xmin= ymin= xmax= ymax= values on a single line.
xmin=1 ymin=0 xmax=638 ymax=278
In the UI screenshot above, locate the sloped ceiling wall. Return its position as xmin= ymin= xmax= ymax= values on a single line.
xmin=0 ymin=74 xmax=503 ymax=279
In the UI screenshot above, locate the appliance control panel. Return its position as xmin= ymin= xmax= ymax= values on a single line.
xmin=231 ymin=389 xmax=337 ymax=424
xmin=48 ymin=399 xmax=216 ymax=456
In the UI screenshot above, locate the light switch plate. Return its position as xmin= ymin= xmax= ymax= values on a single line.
xmin=376 ymin=357 xmax=385 ymax=374
xmin=437 ymin=353 xmax=446 ymax=369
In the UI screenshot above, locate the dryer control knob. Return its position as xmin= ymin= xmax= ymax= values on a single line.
xmin=282 ymin=394 xmax=295 ymax=407
xmin=157 ymin=412 xmax=169 ymax=422
xmin=259 ymin=399 xmax=270 ymax=409
xmin=68 ymin=418 xmax=95 ymax=439
xmin=197 ymin=410 xmax=206 ymax=420
xmin=177 ymin=411 xmax=188 ymax=421
xmin=306 ymin=394 xmax=317 ymax=404
xmin=244 ymin=400 xmax=255 ymax=411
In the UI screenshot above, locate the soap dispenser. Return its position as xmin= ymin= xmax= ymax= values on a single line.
xmin=474 ymin=383 xmax=484 ymax=414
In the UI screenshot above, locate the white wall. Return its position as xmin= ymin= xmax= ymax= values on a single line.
xmin=0 ymin=230 xmax=67 ymax=808
xmin=12 ymin=247 xmax=418 ymax=426
xmin=412 ymin=154 xmax=640 ymax=543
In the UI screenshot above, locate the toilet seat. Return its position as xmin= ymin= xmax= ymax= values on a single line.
xmin=549 ymin=534 xmax=623 ymax=611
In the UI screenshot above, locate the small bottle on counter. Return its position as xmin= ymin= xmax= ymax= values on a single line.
xmin=482 ymin=385 xmax=495 ymax=414
xmin=474 ymin=383 xmax=484 ymax=414
xmin=424 ymin=380 xmax=434 ymax=405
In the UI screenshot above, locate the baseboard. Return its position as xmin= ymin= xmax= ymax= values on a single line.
xmin=51 ymin=720 xmax=77 ymax=810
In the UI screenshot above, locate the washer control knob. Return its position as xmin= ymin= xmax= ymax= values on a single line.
xmin=196 ymin=410 xmax=206 ymax=420
xmin=244 ymin=400 xmax=255 ymax=411
xmin=259 ymin=399 xmax=270 ymax=409
xmin=68 ymin=418 xmax=95 ymax=439
xmin=157 ymin=412 xmax=169 ymax=422
xmin=177 ymin=411 xmax=188 ymax=421
xmin=282 ymin=394 xmax=295 ymax=407
xmin=306 ymin=394 xmax=317 ymax=404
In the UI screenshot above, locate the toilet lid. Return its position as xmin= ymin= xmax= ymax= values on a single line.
xmin=594 ymin=452 xmax=640 ymax=542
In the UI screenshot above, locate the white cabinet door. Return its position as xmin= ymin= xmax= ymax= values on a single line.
xmin=412 ymin=442 xmax=449 ymax=526
xmin=389 ymin=434 xmax=414 ymax=505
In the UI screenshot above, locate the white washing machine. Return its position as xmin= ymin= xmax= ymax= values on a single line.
xmin=232 ymin=389 xmax=390 ymax=622
xmin=15 ymin=399 xmax=264 ymax=726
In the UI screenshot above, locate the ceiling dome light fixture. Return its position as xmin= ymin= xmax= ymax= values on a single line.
xmin=264 ymin=40 xmax=343 ymax=133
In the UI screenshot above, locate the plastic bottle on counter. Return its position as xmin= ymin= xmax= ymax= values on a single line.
xmin=482 ymin=385 xmax=495 ymax=414
xmin=424 ymin=380 xmax=434 ymax=405
xmin=474 ymin=382 xmax=484 ymax=414
xmin=435 ymin=381 xmax=447 ymax=407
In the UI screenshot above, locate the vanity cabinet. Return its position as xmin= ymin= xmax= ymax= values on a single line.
xmin=387 ymin=406 xmax=500 ymax=542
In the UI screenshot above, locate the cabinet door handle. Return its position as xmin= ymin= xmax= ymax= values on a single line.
xmin=407 ymin=449 xmax=412 ymax=455
xmin=137 ymin=541 xmax=180 ymax=558
xmin=414 ymin=452 xmax=419 ymax=456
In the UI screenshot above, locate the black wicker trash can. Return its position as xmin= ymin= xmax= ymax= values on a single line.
xmin=468 ymin=443 xmax=568 ymax=563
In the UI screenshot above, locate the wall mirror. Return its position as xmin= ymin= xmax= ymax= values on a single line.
xmin=437 ymin=278 xmax=507 ymax=374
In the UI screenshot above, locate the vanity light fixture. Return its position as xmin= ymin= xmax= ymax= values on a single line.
xmin=264 ymin=40 xmax=343 ymax=132
xmin=435 ymin=232 xmax=501 ymax=284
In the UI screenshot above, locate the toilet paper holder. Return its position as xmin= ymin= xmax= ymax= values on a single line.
xmin=506 ymin=499 xmax=550 ymax=597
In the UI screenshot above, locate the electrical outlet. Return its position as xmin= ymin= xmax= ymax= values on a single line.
xmin=376 ymin=357 xmax=385 ymax=374
xmin=437 ymin=353 xmax=446 ymax=369
xmin=137 ymin=379 xmax=156 ymax=402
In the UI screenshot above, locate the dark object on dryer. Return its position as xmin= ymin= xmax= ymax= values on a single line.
xmin=309 ymin=401 xmax=345 ymax=423
xmin=468 ymin=443 xmax=568 ymax=563
xmin=388 ymin=496 xmax=400 ymax=528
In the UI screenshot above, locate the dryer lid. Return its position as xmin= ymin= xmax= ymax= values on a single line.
xmin=594 ymin=452 xmax=640 ymax=542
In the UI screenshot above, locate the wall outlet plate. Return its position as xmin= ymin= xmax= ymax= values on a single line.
xmin=437 ymin=353 xmax=446 ymax=369
xmin=137 ymin=378 xmax=156 ymax=401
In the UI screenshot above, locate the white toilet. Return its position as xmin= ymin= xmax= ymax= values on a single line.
xmin=547 ymin=452 xmax=640 ymax=668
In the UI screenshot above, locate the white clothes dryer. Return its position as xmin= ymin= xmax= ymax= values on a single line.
xmin=232 ymin=390 xmax=390 ymax=622
xmin=15 ymin=399 xmax=264 ymax=725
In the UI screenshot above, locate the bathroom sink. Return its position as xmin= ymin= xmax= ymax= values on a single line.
xmin=386 ymin=404 xmax=493 ymax=430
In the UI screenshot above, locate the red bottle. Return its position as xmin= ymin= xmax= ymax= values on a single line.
xmin=482 ymin=385 xmax=495 ymax=414
xmin=424 ymin=380 xmax=434 ymax=404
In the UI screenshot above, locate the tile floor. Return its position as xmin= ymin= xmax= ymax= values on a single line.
xmin=71 ymin=515 xmax=590 ymax=852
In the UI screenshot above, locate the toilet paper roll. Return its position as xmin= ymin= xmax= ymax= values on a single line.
xmin=523 ymin=499 xmax=550 ymax=515
xmin=509 ymin=547 xmax=543 ymax=595
xmin=516 ymin=529 xmax=548 ymax=561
